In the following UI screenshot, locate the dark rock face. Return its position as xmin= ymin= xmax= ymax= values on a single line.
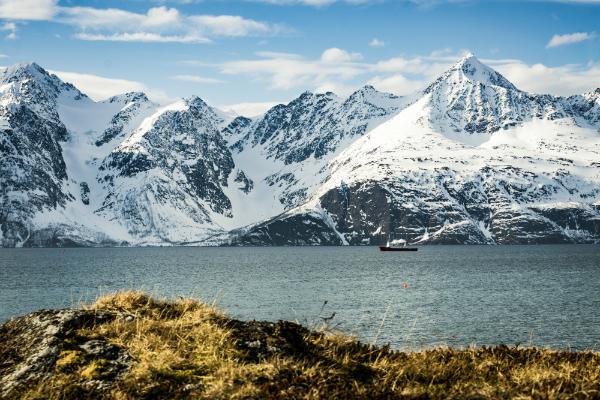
xmin=318 ymin=175 xmax=597 ymax=245
xmin=0 ymin=310 xmax=130 ymax=398
xmin=0 ymin=63 xmax=76 ymax=246
xmin=317 ymin=181 xmax=491 ymax=245
xmin=97 ymin=97 xmax=236 ymax=240
xmin=21 ymin=223 xmax=121 ymax=247
xmin=234 ymin=169 xmax=254 ymax=194
xmin=233 ymin=168 xmax=600 ymax=246
xmin=102 ymin=150 xmax=156 ymax=178
xmin=95 ymin=92 xmax=153 ymax=146
xmin=224 ymin=116 xmax=253 ymax=133
xmin=231 ymin=88 xmax=406 ymax=165
xmin=229 ymin=212 xmax=343 ymax=246
xmin=79 ymin=182 xmax=90 ymax=205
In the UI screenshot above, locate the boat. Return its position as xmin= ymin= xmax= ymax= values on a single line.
xmin=379 ymin=246 xmax=418 ymax=252
xmin=379 ymin=238 xmax=418 ymax=252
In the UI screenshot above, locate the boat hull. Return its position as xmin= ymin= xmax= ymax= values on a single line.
xmin=379 ymin=246 xmax=418 ymax=252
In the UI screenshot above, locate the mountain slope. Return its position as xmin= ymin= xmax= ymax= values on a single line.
xmin=229 ymin=55 xmax=600 ymax=245
xmin=217 ymin=87 xmax=410 ymax=228
xmin=0 ymin=64 xmax=160 ymax=246
xmin=1 ymin=57 xmax=599 ymax=247
xmin=0 ymin=63 xmax=86 ymax=246
xmin=96 ymin=97 xmax=236 ymax=243
xmin=0 ymin=63 xmax=406 ymax=246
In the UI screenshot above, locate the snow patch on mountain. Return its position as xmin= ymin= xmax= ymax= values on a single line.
xmin=1 ymin=57 xmax=599 ymax=247
xmin=230 ymin=56 xmax=600 ymax=246
xmin=216 ymin=87 xmax=411 ymax=228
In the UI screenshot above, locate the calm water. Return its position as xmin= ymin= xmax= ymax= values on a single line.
xmin=1 ymin=245 xmax=599 ymax=350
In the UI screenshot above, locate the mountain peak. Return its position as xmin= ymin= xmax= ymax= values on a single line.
xmin=352 ymin=85 xmax=378 ymax=95
xmin=344 ymin=85 xmax=403 ymax=111
xmin=2 ymin=62 xmax=49 ymax=83
xmin=453 ymin=54 xmax=517 ymax=90
xmin=348 ymin=85 xmax=399 ymax=99
xmin=1 ymin=61 xmax=87 ymax=101
xmin=453 ymin=53 xmax=486 ymax=73
xmin=185 ymin=95 xmax=209 ymax=108
xmin=425 ymin=54 xmax=518 ymax=94
xmin=106 ymin=92 xmax=149 ymax=104
xmin=286 ymin=90 xmax=338 ymax=109
xmin=457 ymin=51 xmax=475 ymax=62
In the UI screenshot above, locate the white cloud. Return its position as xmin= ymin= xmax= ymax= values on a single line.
xmin=219 ymin=101 xmax=283 ymax=117
xmin=188 ymin=15 xmax=274 ymax=36
xmin=373 ymin=56 xmax=429 ymax=74
xmin=0 ymin=0 xmax=57 ymax=20
xmin=493 ymin=61 xmax=600 ymax=96
xmin=75 ymin=32 xmax=210 ymax=44
xmin=1 ymin=21 xmax=16 ymax=39
xmin=368 ymin=74 xmax=425 ymax=95
xmin=0 ymin=2 xmax=284 ymax=43
xmin=50 ymin=70 xmax=172 ymax=103
xmin=144 ymin=6 xmax=181 ymax=27
xmin=58 ymin=6 xmax=279 ymax=40
xmin=369 ymin=38 xmax=385 ymax=47
xmin=72 ymin=8 xmax=280 ymax=43
xmin=57 ymin=6 xmax=282 ymax=43
xmin=219 ymin=49 xmax=366 ymax=93
xmin=253 ymin=0 xmax=379 ymax=6
xmin=213 ymin=48 xmax=600 ymax=97
xmin=255 ymin=51 xmax=303 ymax=59
xmin=58 ymin=6 xmax=180 ymax=30
xmin=170 ymin=74 xmax=224 ymax=84
xmin=546 ymin=32 xmax=595 ymax=48
xmin=321 ymin=47 xmax=363 ymax=63
xmin=217 ymin=49 xmax=459 ymax=95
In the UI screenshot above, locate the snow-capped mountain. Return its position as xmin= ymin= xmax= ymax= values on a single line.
xmin=0 ymin=56 xmax=599 ymax=247
xmin=228 ymin=55 xmax=600 ymax=245
xmin=0 ymin=63 xmax=87 ymax=246
xmin=96 ymin=97 xmax=236 ymax=243
xmin=421 ymin=54 xmax=571 ymax=138
xmin=218 ymin=87 xmax=409 ymax=228
xmin=0 ymin=63 xmax=164 ymax=246
xmin=0 ymin=62 xmax=405 ymax=246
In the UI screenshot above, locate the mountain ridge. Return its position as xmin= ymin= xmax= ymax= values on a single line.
xmin=1 ymin=57 xmax=599 ymax=247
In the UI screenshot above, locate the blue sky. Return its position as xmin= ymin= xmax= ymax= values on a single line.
xmin=0 ymin=0 xmax=599 ymax=113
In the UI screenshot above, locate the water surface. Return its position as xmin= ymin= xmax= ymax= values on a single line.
xmin=1 ymin=245 xmax=599 ymax=350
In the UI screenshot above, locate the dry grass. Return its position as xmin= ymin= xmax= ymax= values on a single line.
xmin=17 ymin=291 xmax=600 ymax=399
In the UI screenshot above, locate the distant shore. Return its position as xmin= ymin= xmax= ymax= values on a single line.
xmin=1 ymin=291 xmax=598 ymax=399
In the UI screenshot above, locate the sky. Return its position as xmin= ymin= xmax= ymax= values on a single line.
xmin=0 ymin=0 xmax=599 ymax=114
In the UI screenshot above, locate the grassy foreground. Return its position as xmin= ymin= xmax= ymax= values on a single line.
xmin=4 ymin=291 xmax=600 ymax=399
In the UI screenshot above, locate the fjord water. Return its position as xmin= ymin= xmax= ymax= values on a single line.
xmin=1 ymin=245 xmax=599 ymax=350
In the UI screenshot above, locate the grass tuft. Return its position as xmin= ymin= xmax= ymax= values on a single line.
xmin=12 ymin=291 xmax=600 ymax=399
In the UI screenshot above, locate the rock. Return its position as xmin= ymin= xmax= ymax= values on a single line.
xmin=0 ymin=310 xmax=130 ymax=398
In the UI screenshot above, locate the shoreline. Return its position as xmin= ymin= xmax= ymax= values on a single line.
xmin=3 ymin=242 xmax=600 ymax=249
xmin=1 ymin=292 xmax=599 ymax=399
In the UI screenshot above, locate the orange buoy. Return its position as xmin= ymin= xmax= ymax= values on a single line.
xmin=402 ymin=282 xmax=409 ymax=289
